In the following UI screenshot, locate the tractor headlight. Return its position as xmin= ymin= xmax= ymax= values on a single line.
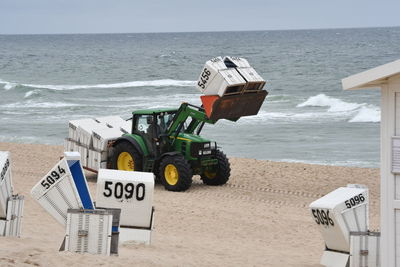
xmin=191 ymin=142 xmax=213 ymax=158
xmin=210 ymin=142 xmax=216 ymax=150
xmin=202 ymin=150 xmax=212 ymax=155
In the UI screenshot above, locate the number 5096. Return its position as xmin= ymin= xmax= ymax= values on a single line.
xmin=311 ymin=209 xmax=334 ymax=227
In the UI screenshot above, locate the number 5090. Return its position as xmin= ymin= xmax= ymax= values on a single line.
xmin=103 ymin=181 xmax=145 ymax=201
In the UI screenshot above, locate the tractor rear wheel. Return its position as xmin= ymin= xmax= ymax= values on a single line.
xmin=159 ymin=154 xmax=192 ymax=191
xmin=111 ymin=141 xmax=143 ymax=171
xmin=201 ymin=150 xmax=230 ymax=185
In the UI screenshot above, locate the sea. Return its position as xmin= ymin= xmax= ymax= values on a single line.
xmin=1 ymin=27 xmax=400 ymax=168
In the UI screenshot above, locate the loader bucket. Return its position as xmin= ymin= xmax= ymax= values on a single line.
xmin=201 ymin=90 xmax=268 ymax=121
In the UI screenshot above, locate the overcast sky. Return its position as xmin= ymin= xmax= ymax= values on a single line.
xmin=0 ymin=0 xmax=399 ymax=34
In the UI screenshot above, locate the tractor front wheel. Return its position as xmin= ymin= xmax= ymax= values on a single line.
xmin=159 ymin=154 xmax=192 ymax=191
xmin=111 ymin=141 xmax=143 ymax=171
xmin=201 ymin=150 xmax=230 ymax=186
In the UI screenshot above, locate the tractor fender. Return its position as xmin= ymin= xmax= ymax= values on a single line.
xmin=113 ymin=136 xmax=145 ymax=156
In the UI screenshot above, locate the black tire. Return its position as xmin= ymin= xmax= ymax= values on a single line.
xmin=159 ymin=154 xmax=192 ymax=191
xmin=153 ymin=161 xmax=162 ymax=183
xmin=111 ymin=141 xmax=143 ymax=171
xmin=201 ymin=150 xmax=230 ymax=185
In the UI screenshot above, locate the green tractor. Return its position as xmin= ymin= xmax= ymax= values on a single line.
xmin=110 ymin=103 xmax=230 ymax=192
xmin=110 ymin=90 xmax=267 ymax=192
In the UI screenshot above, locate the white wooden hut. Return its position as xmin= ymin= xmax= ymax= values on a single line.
xmin=342 ymin=59 xmax=400 ymax=267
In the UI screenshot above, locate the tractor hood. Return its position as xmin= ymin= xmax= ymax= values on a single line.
xmin=173 ymin=133 xmax=211 ymax=143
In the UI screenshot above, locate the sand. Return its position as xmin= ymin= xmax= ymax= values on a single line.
xmin=0 ymin=142 xmax=380 ymax=267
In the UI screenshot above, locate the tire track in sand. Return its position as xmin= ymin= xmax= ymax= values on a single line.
xmin=183 ymin=181 xmax=321 ymax=208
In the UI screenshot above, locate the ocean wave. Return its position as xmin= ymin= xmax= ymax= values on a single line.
xmin=3 ymin=83 xmax=16 ymax=90
xmin=234 ymin=110 xmax=345 ymax=124
xmin=24 ymin=89 xmax=41 ymax=98
xmin=1 ymin=101 xmax=79 ymax=109
xmin=0 ymin=135 xmax=39 ymax=143
xmin=297 ymin=93 xmax=361 ymax=112
xmin=278 ymin=158 xmax=376 ymax=168
xmin=71 ymin=93 xmax=200 ymax=102
xmin=266 ymin=95 xmax=294 ymax=103
xmin=0 ymin=78 xmax=17 ymax=90
xmin=298 ymin=94 xmax=380 ymax=123
xmin=282 ymin=110 xmax=340 ymax=119
xmin=349 ymin=106 xmax=380 ymax=123
xmin=0 ymin=98 xmax=200 ymax=110
xmin=0 ymin=78 xmax=196 ymax=91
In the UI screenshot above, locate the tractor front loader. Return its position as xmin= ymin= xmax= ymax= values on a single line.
xmin=110 ymin=56 xmax=268 ymax=191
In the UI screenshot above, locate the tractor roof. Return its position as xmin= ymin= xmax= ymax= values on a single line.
xmin=132 ymin=107 xmax=178 ymax=115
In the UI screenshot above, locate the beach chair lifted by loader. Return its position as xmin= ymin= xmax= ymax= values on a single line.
xmin=109 ymin=56 xmax=268 ymax=191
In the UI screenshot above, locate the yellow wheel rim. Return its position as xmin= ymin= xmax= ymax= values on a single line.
xmin=117 ymin=152 xmax=134 ymax=171
xmin=164 ymin=164 xmax=179 ymax=185
xmin=204 ymin=170 xmax=217 ymax=179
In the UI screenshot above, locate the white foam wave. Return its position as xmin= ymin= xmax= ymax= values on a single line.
xmin=298 ymin=94 xmax=380 ymax=123
xmin=73 ymin=93 xmax=200 ymax=102
xmin=0 ymin=78 xmax=196 ymax=91
xmin=2 ymin=101 xmax=79 ymax=109
xmin=3 ymin=83 xmax=16 ymax=90
xmin=266 ymin=95 xmax=293 ymax=103
xmin=0 ymin=135 xmax=39 ymax=143
xmin=297 ymin=94 xmax=361 ymax=112
xmin=0 ymin=78 xmax=15 ymax=90
xmin=349 ymin=106 xmax=380 ymax=123
xmin=24 ymin=89 xmax=41 ymax=98
xmin=234 ymin=110 xmax=345 ymax=125
xmin=278 ymin=158 xmax=375 ymax=168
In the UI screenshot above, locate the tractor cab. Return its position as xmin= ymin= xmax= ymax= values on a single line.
xmin=131 ymin=108 xmax=178 ymax=156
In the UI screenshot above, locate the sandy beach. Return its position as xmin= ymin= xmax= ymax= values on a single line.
xmin=0 ymin=142 xmax=380 ymax=267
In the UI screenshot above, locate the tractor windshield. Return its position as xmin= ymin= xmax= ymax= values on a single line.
xmin=158 ymin=113 xmax=174 ymax=133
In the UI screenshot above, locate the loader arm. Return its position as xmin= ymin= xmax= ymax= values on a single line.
xmin=167 ymin=103 xmax=215 ymax=140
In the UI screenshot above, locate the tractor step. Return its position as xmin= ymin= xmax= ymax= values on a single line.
xmin=144 ymin=160 xmax=155 ymax=172
xmin=200 ymin=158 xmax=218 ymax=166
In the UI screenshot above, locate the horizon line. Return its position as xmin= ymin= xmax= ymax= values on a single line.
xmin=1 ymin=25 xmax=399 ymax=36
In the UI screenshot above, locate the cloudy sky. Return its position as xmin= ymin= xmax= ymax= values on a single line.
xmin=0 ymin=0 xmax=399 ymax=34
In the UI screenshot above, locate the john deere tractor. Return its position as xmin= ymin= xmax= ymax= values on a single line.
xmin=110 ymin=56 xmax=268 ymax=191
